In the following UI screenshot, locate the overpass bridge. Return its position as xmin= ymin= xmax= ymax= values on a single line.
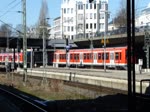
xmin=73 ymin=32 xmax=146 ymax=48
xmin=0 ymin=31 xmax=147 ymax=49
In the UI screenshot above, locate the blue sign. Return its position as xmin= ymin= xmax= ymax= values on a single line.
xmin=66 ymin=45 xmax=72 ymax=52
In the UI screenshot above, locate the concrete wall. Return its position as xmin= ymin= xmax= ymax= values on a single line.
xmin=17 ymin=68 xmax=149 ymax=94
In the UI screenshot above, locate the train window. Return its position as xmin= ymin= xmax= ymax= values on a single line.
xmin=98 ymin=53 xmax=101 ymax=60
xmin=63 ymin=54 xmax=66 ymax=59
xmin=115 ymin=52 xmax=119 ymax=60
xmin=77 ymin=54 xmax=79 ymax=60
xmin=9 ymin=56 xmax=11 ymax=60
xmin=106 ymin=53 xmax=109 ymax=60
xmin=125 ymin=50 xmax=127 ymax=59
xmin=70 ymin=54 xmax=73 ymax=59
xmin=87 ymin=53 xmax=89 ymax=59
xmin=74 ymin=54 xmax=76 ymax=60
xmin=59 ymin=54 xmax=61 ymax=59
xmin=120 ymin=52 xmax=121 ymax=60
xmin=84 ymin=53 xmax=86 ymax=59
xmin=102 ymin=53 xmax=104 ymax=59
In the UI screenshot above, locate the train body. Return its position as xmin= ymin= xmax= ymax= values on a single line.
xmin=0 ymin=46 xmax=138 ymax=70
xmin=0 ymin=52 xmax=23 ymax=65
xmin=53 ymin=46 xmax=129 ymax=69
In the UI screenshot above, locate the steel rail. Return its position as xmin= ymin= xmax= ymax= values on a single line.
xmin=0 ymin=86 xmax=48 ymax=112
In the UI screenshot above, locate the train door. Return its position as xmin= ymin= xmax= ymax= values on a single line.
xmin=56 ymin=53 xmax=59 ymax=63
xmin=79 ymin=53 xmax=83 ymax=66
xmin=93 ymin=53 xmax=97 ymax=64
xmin=110 ymin=51 xmax=115 ymax=67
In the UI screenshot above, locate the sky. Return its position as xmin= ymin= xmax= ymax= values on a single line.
xmin=0 ymin=0 xmax=150 ymax=28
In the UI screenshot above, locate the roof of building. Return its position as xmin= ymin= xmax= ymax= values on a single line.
xmin=47 ymin=39 xmax=77 ymax=48
xmin=54 ymin=17 xmax=61 ymax=21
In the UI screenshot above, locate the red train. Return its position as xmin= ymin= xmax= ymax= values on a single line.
xmin=53 ymin=46 xmax=131 ymax=69
xmin=0 ymin=52 xmax=23 ymax=65
xmin=0 ymin=46 xmax=137 ymax=70
xmin=0 ymin=50 xmax=43 ymax=68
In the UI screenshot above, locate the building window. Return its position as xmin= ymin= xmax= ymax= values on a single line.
xmin=71 ymin=35 xmax=74 ymax=40
xmin=71 ymin=26 xmax=73 ymax=31
xmin=67 ymin=8 xmax=70 ymax=13
xmin=94 ymin=3 xmax=96 ymax=9
xmin=90 ymin=13 xmax=92 ymax=19
xmin=94 ymin=23 xmax=96 ymax=29
xmin=86 ymin=24 xmax=88 ymax=29
xmin=90 ymin=4 xmax=92 ymax=9
xmin=86 ymin=4 xmax=88 ymax=9
xmin=86 ymin=13 xmax=88 ymax=19
xmin=64 ymin=8 xmax=66 ymax=14
xmin=68 ymin=26 xmax=70 ymax=32
xmin=90 ymin=23 xmax=92 ymax=29
xmin=81 ymin=4 xmax=83 ymax=10
xmin=78 ymin=4 xmax=80 ymax=10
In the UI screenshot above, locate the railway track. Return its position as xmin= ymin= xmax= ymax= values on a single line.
xmin=0 ymin=85 xmax=48 ymax=112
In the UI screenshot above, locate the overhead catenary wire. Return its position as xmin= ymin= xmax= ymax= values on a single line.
xmin=0 ymin=19 xmax=23 ymax=35
xmin=0 ymin=0 xmax=17 ymax=11
xmin=0 ymin=1 xmax=21 ymax=18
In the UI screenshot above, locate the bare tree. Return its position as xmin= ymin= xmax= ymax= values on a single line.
xmin=113 ymin=1 xmax=127 ymax=28
xmin=0 ymin=23 xmax=12 ymax=37
xmin=36 ymin=0 xmax=50 ymax=38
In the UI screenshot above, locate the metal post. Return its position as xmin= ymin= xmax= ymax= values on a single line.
xmin=96 ymin=1 xmax=100 ymax=33
xmin=17 ymin=37 xmax=20 ymax=68
xmin=127 ymin=0 xmax=133 ymax=111
xmin=66 ymin=38 xmax=69 ymax=68
xmin=6 ymin=30 xmax=9 ymax=78
xmin=62 ymin=8 xmax=64 ymax=39
xmin=147 ymin=46 xmax=149 ymax=70
xmin=83 ymin=4 xmax=86 ymax=39
xmin=22 ymin=0 xmax=27 ymax=83
xmin=90 ymin=32 xmax=93 ymax=68
xmin=76 ymin=2 xmax=78 ymax=39
xmin=43 ymin=28 xmax=45 ymax=69
xmin=42 ymin=26 xmax=47 ymax=84
xmin=104 ymin=10 xmax=107 ymax=72
xmin=30 ymin=47 xmax=33 ymax=69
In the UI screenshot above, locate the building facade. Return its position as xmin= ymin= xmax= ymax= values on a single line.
xmin=135 ymin=3 xmax=150 ymax=27
xmin=50 ymin=17 xmax=61 ymax=39
xmin=60 ymin=0 xmax=108 ymax=40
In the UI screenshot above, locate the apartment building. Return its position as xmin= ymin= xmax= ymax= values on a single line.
xmin=135 ymin=3 xmax=150 ymax=27
xmin=60 ymin=0 xmax=108 ymax=40
xmin=49 ymin=17 xmax=61 ymax=39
